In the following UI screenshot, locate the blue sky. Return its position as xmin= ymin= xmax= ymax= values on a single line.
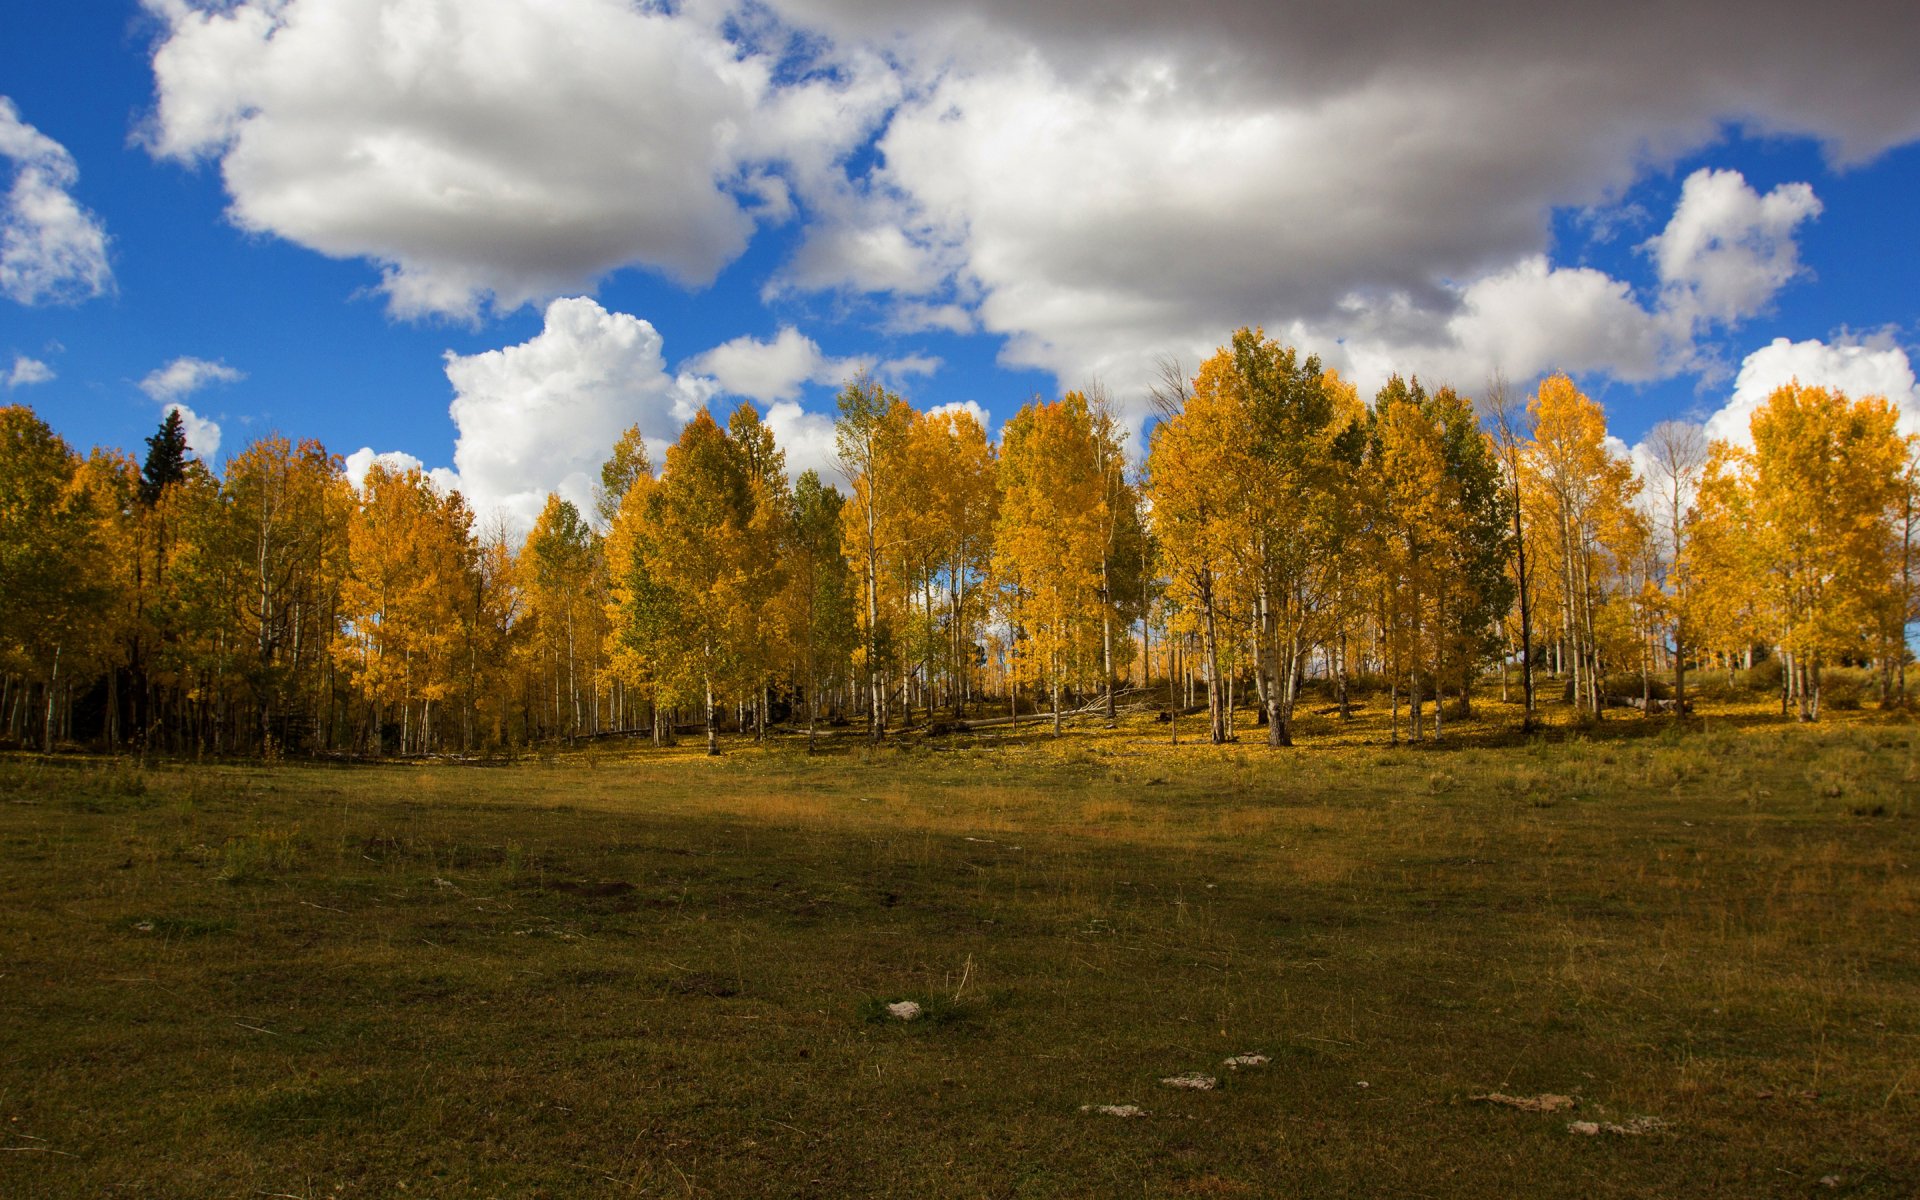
xmin=4 ymin=1 xmax=1918 ymax=531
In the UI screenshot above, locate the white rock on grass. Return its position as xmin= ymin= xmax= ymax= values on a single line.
xmin=885 ymin=1000 xmax=922 ymax=1021
xmin=1080 ymin=1104 xmax=1147 ymax=1118
xmin=1160 ymin=1073 xmax=1218 ymax=1090
xmin=1222 ymin=1054 xmax=1269 ymax=1070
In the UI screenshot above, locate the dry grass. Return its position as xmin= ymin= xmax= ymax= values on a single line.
xmin=1 ymin=694 xmax=1917 ymax=1196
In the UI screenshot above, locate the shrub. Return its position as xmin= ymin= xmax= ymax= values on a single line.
xmin=1741 ymin=656 xmax=1783 ymax=695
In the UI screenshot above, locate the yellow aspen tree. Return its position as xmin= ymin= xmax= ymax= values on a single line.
xmin=725 ymin=401 xmax=792 ymax=741
xmin=1641 ymin=420 xmax=1710 ymax=714
xmin=461 ymin=515 xmax=521 ymax=750
xmin=1086 ymin=388 xmax=1146 ymax=725
xmin=1687 ymin=443 xmax=1766 ymax=686
xmin=1479 ymin=373 xmax=1540 ymax=726
xmin=146 ymin=458 xmax=226 ymax=752
xmin=1367 ymin=377 xmax=1453 ymax=742
xmin=333 ymin=463 xmax=472 ymax=755
xmin=336 ymin=462 xmax=428 ymax=754
xmin=594 ymin=425 xmax=652 ymax=733
xmin=523 ymin=494 xmax=596 ymax=742
xmin=1602 ymin=497 xmax=1659 ymax=710
xmin=0 ymin=408 xmax=128 ymax=750
xmin=602 ymin=438 xmax=672 ymax=745
xmin=0 ymin=445 xmax=137 ymax=749
xmin=923 ymin=407 xmax=998 ymax=716
xmin=1730 ymin=383 xmax=1909 ymax=719
xmin=834 ymin=374 xmax=915 ymax=741
xmin=782 ymin=469 xmax=858 ymax=751
xmin=644 ymin=410 xmax=754 ymax=755
xmin=994 ymin=393 xmax=1107 ymax=734
xmin=1217 ymin=329 xmax=1360 ymax=747
xmin=1524 ymin=374 xmax=1639 ymax=716
xmin=894 ymin=413 xmax=944 ymax=723
xmin=218 ymin=436 xmax=351 ymax=752
xmin=1320 ymin=369 xmax=1369 ymax=721
xmin=1146 ymin=363 xmax=1243 ymax=744
xmin=76 ymin=450 xmax=143 ymax=747
xmin=1893 ymin=453 xmax=1920 ymax=704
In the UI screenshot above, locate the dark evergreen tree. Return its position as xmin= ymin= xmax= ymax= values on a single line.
xmin=139 ymin=408 xmax=190 ymax=505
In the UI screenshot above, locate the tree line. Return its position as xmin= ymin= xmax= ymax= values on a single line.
xmin=2 ymin=327 xmax=1914 ymax=756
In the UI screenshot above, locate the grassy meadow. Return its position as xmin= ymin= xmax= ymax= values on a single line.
xmin=2 ymin=695 xmax=1918 ymax=1197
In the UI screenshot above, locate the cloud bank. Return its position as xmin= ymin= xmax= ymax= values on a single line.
xmin=142 ymin=0 xmax=1920 ymax=423
xmin=141 ymin=0 xmax=897 ymax=321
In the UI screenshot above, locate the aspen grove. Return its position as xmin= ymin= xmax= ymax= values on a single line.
xmin=3 ymin=329 xmax=1916 ymax=756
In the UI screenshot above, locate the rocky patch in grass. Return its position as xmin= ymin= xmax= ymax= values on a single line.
xmin=1471 ymin=1092 xmax=1576 ymax=1113
xmin=1568 ymin=1116 xmax=1668 ymax=1137
xmin=1081 ymin=1104 xmax=1147 ymax=1117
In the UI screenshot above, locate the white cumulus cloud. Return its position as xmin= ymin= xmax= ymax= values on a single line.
xmin=1312 ymin=257 xmax=1678 ymax=398
xmin=339 ymin=301 xmax=910 ymax=534
xmin=1706 ymin=334 xmax=1920 ymax=448
xmin=140 ymin=0 xmax=898 ymax=320
xmin=679 ymin=326 xmax=941 ymax=404
xmin=140 ymin=356 xmax=245 ymax=401
xmin=882 ymin=353 xmax=943 ymax=381
xmin=1262 ymin=168 xmax=1823 ymax=403
xmin=6 ymin=353 xmax=54 ymax=388
xmin=682 ymin=326 xmax=862 ymax=405
xmin=1646 ymin=168 xmax=1823 ymax=328
xmin=439 ymin=296 xmax=702 ymax=531
xmin=0 ymin=96 xmax=112 ymax=306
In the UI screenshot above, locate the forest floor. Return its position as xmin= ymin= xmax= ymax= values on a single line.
xmin=2 ymin=696 xmax=1918 ymax=1197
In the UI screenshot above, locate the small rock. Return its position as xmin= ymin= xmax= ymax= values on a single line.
xmin=1080 ymin=1104 xmax=1146 ymax=1118
xmin=1356 ymin=1081 xmax=1370 ymax=1089
xmin=1819 ymin=1175 xmax=1842 ymax=1189
xmin=1160 ymin=1073 xmax=1217 ymax=1091
xmin=1568 ymin=1121 xmax=1601 ymax=1136
xmin=885 ymin=1000 xmax=922 ymax=1021
xmin=1222 ymin=1054 xmax=1268 ymax=1070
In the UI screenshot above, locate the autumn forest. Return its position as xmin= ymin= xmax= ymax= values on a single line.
xmin=3 ymin=328 xmax=1915 ymax=759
